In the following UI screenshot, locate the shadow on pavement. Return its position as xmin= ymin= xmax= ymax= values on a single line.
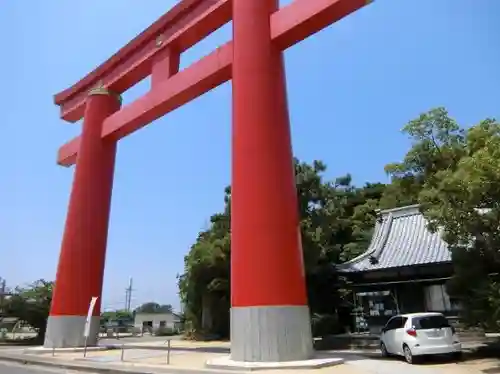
xmin=325 ymin=351 xmax=379 ymax=362
xmin=483 ymin=368 xmax=500 ymax=374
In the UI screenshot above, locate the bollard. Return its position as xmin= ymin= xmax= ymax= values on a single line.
xmin=52 ymin=347 xmax=55 ymax=357
xmin=166 ymin=339 xmax=171 ymax=365
xmin=120 ymin=344 xmax=125 ymax=361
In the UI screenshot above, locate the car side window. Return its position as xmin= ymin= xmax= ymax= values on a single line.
xmin=385 ymin=317 xmax=401 ymax=331
xmin=384 ymin=318 xmax=394 ymax=331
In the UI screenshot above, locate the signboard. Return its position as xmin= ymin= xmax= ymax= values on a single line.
xmin=83 ymin=296 xmax=99 ymax=338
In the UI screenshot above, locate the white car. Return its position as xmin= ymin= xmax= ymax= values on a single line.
xmin=379 ymin=312 xmax=462 ymax=364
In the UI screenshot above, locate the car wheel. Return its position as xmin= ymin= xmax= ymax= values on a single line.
xmin=380 ymin=342 xmax=389 ymax=357
xmin=403 ymin=345 xmax=415 ymax=364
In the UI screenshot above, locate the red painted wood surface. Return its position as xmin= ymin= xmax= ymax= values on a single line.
xmin=50 ymin=93 xmax=120 ymax=317
xmin=151 ymin=47 xmax=180 ymax=89
xmin=56 ymin=0 xmax=372 ymax=166
xmin=56 ymin=0 xmax=228 ymax=122
xmin=231 ymin=0 xmax=307 ymax=307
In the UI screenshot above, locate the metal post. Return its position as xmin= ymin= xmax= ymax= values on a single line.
xmin=12 ymin=320 xmax=20 ymax=340
xmin=52 ymin=347 xmax=55 ymax=357
xmin=393 ymin=288 xmax=400 ymax=314
xmin=120 ymin=344 xmax=125 ymax=361
xmin=166 ymin=339 xmax=171 ymax=365
xmin=83 ymin=335 xmax=89 ymax=358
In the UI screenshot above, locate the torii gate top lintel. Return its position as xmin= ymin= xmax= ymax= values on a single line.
xmin=55 ymin=0 xmax=372 ymax=167
xmin=54 ymin=0 xmax=224 ymax=120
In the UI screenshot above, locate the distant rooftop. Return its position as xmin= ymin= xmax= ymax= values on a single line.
xmin=338 ymin=205 xmax=451 ymax=273
xmin=135 ymin=311 xmax=181 ymax=318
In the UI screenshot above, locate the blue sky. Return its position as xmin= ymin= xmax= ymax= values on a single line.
xmin=1 ymin=0 xmax=499 ymax=312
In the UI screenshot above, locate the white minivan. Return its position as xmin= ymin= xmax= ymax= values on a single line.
xmin=379 ymin=312 xmax=462 ymax=364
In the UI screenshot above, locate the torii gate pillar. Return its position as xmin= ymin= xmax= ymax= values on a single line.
xmin=44 ymin=89 xmax=121 ymax=348
xmin=230 ymin=0 xmax=312 ymax=362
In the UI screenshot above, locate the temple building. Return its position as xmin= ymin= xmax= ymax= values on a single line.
xmin=338 ymin=205 xmax=460 ymax=333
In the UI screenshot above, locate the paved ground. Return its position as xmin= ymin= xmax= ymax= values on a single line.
xmin=1 ymin=355 xmax=497 ymax=374
xmin=0 ymin=362 xmax=88 ymax=374
xmin=17 ymin=349 xmax=498 ymax=374
xmin=347 ymin=356 xmax=465 ymax=374
xmin=0 ymin=338 xmax=498 ymax=374
xmin=351 ymin=356 xmax=500 ymax=374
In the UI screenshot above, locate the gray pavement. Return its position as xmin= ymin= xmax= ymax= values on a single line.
xmin=347 ymin=356 xmax=457 ymax=374
xmin=0 ymin=343 xmax=488 ymax=374
xmin=0 ymin=350 xmax=473 ymax=374
xmin=0 ymin=362 xmax=90 ymax=374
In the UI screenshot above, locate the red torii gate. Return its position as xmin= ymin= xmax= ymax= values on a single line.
xmin=46 ymin=0 xmax=373 ymax=363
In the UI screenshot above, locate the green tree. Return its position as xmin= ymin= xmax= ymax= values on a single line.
xmin=384 ymin=107 xmax=500 ymax=330
xmin=4 ymin=280 xmax=53 ymax=342
xmin=101 ymin=310 xmax=134 ymax=322
xmin=380 ymin=107 xmax=465 ymax=208
xmin=178 ymin=187 xmax=231 ymax=338
xmin=135 ymin=302 xmax=174 ymax=314
xmin=419 ymin=118 xmax=500 ymax=330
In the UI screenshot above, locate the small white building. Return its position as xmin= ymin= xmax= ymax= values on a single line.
xmin=134 ymin=312 xmax=181 ymax=332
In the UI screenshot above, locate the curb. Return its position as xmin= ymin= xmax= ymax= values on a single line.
xmin=205 ymin=357 xmax=344 ymax=371
xmin=0 ymin=353 xmax=224 ymax=374
xmin=0 ymin=354 xmax=153 ymax=374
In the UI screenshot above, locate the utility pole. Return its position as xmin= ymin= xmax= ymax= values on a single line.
xmin=0 ymin=278 xmax=6 ymax=315
xmin=124 ymin=278 xmax=134 ymax=312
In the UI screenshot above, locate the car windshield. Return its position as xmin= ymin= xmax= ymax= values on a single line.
xmin=412 ymin=315 xmax=450 ymax=330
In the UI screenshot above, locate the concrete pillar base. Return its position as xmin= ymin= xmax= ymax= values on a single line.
xmin=44 ymin=315 xmax=100 ymax=348
xmin=230 ymin=305 xmax=314 ymax=362
xmin=206 ymin=355 xmax=344 ymax=370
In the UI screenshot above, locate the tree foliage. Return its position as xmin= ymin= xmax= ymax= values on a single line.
xmin=4 ymin=280 xmax=53 ymax=342
xmin=384 ymin=107 xmax=500 ymax=330
xmin=101 ymin=310 xmax=134 ymax=321
xmin=380 ymin=108 xmax=465 ymax=208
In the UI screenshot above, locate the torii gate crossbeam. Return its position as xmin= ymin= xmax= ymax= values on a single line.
xmin=45 ymin=0 xmax=373 ymax=363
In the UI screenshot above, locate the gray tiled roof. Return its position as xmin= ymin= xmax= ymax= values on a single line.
xmin=338 ymin=205 xmax=451 ymax=273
